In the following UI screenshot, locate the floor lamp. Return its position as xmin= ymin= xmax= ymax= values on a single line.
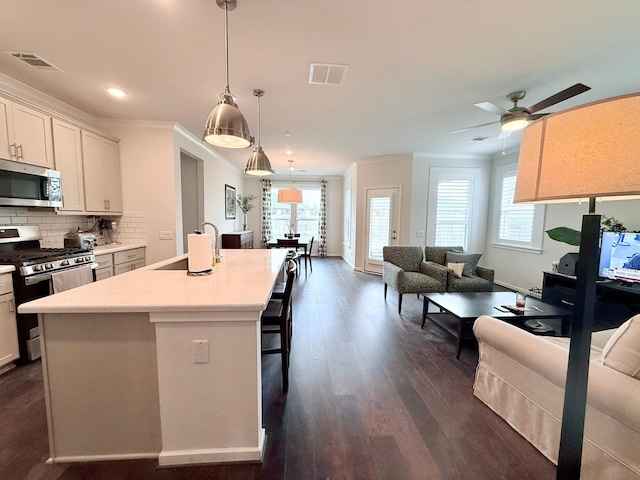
xmin=514 ymin=92 xmax=640 ymax=479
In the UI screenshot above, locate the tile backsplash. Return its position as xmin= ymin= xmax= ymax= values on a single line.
xmin=0 ymin=208 xmax=146 ymax=247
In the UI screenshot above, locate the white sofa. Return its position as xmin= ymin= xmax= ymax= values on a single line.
xmin=473 ymin=314 xmax=640 ymax=479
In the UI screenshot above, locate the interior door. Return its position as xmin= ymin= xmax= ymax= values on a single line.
xmin=180 ymin=153 xmax=204 ymax=253
xmin=364 ymin=187 xmax=400 ymax=274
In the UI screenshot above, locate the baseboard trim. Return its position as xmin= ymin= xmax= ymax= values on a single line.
xmin=47 ymin=452 xmax=159 ymax=464
xmin=158 ymin=429 xmax=266 ymax=466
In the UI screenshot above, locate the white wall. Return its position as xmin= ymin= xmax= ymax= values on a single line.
xmin=410 ymin=153 xmax=492 ymax=253
xmin=101 ymin=122 xmax=177 ymax=264
xmin=342 ymin=163 xmax=357 ymax=269
xmin=173 ymin=125 xmax=246 ymax=252
xmin=483 ymin=151 xmax=640 ymax=292
xmin=353 ymin=154 xmax=414 ymax=271
xmin=102 ymin=121 xmax=247 ymax=264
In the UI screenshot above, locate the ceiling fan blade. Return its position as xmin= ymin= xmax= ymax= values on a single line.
xmin=450 ymin=120 xmax=499 ymax=134
xmin=527 ymin=83 xmax=591 ymax=113
xmin=474 ymin=101 xmax=508 ymax=115
xmin=528 ymin=113 xmax=548 ymax=121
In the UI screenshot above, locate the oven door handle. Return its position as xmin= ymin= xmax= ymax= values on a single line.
xmin=24 ymin=263 xmax=99 ymax=286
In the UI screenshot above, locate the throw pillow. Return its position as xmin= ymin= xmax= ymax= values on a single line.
xmin=602 ymin=314 xmax=640 ymax=379
xmin=445 ymin=252 xmax=482 ymax=277
xmin=447 ymin=262 xmax=465 ymax=278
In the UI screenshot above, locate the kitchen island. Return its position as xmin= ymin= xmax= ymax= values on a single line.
xmin=19 ymin=248 xmax=287 ymax=466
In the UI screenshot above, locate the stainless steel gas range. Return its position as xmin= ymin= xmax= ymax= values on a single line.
xmin=0 ymin=225 xmax=96 ymax=362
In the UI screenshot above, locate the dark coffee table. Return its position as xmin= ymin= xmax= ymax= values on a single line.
xmin=421 ymin=292 xmax=573 ymax=359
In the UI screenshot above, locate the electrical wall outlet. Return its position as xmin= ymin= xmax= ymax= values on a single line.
xmin=192 ymin=340 xmax=209 ymax=364
xmin=159 ymin=231 xmax=175 ymax=240
xmin=416 ymin=230 xmax=425 ymax=237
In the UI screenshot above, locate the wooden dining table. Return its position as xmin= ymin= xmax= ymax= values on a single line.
xmin=266 ymin=236 xmax=311 ymax=272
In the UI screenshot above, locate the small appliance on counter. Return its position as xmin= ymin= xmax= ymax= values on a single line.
xmin=64 ymin=228 xmax=97 ymax=250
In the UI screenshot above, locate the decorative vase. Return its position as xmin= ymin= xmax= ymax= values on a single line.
xmin=242 ymin=212 xmax=247 ymax=231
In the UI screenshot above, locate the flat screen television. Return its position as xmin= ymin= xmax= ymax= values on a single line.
xmin=598 ymin=231 xmax=640 ymax=286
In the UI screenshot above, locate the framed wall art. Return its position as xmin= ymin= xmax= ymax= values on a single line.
xmin=225 ymin=184 xmax=236 ymax=219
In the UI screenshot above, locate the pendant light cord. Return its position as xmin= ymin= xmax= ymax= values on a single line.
xmin=224 ymin=1 xmax=230 ymax=93
xmin=257 ymin=95 xmax=261 ymax=146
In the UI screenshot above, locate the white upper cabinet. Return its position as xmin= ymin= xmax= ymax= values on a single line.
xmin=0 ymin=98 xmax=12 ymax=161
xmin=81 ymin=131 xmax=122 ymax=214
xmin=52 ymin=119 xmax=85 ymax=212
xmin=0 ymin=98 xmax=54 ymax=168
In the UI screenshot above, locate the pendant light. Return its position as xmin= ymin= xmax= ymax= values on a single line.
xmin=202 ymin=0 xmax=252 ymax=149
xmin=244 ymin=89 xmax=274 ymax=175
xmin=277 ymin=160 xmax=303 ymax=204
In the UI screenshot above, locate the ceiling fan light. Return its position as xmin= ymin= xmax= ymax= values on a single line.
xmin=501 ymin=117 xmax=529 ymax=131
xmin=245 ymin=145 xmax=275 ymax=176
xmin=203 ymin=93 xmax=252 ymax=148
xmin=278 ymin=188 xmax=303 ymax=204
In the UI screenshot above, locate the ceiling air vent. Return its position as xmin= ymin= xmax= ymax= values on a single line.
xmin=6 ymin=52 xmax=63 ymax=71
xmin=309 ymin=63 xmax=349 ymax=86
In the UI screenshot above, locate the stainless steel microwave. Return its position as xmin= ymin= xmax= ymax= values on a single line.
xmin=0 ymin=157 xmax=63 ymax=208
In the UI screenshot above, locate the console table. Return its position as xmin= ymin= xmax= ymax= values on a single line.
xmin=221 ymin=230 xmax=253 ymax=249
xmin=542 ymin=271 xmax=640 ymax=331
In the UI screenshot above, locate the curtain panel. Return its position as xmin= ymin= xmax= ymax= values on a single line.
xmin=261 ymin=179 xmax=272 ymax=248
xmin=318 ymin=180 xmax=327 ymax=257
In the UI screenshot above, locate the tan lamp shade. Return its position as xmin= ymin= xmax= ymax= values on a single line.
xmin=277 ymin=188 xmax=303 ymax=204
xmin=514 ymin=92 xmax=640 ymax=204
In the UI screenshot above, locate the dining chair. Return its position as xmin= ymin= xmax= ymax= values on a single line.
xmin=276 ymin=238 xmax=300 ymax=274
xmin=298 ymin=236 xmax=314 ymax=273
xmin=261 ymin=260 xmax=296 ymax=392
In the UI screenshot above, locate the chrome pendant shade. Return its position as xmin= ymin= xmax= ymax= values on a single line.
xmin=202 ymin=0 xmax=252 ymax=149
xmin=245 ymin=145 xmax=274 ymax=176
xmin=245 ymin=89 xmax=274 ymax=175
xmin=203 ymin=90 xmax=252 ymax=148
xmin=277 ymin=159 xmax=303 ymax=203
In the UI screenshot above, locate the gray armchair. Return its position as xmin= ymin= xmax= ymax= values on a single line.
xmin=382 ymin=246 xmax=447 ymax=313
xmin=425 ymin=246 xmax=494 ymax=293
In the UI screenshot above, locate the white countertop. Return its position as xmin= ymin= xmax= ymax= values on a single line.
xmin=93 ymin=243 xmax=146 ymax=254
xmin=0 ymin=265 xmax=16 ymax=274
xmin=19 ymin=248 xmax=287 ymax=315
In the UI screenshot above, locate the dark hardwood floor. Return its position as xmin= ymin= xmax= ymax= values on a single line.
xmin=0 ymin=257 xmax=556 ymax=480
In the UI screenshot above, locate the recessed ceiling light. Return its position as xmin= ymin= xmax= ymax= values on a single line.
xmin=284 ymin=149 xmax=294 ymax=155
xmin=284 ymin=131 xmax=291 ymax=137
xmin=106 ymin=86 xmax=127 ymax=98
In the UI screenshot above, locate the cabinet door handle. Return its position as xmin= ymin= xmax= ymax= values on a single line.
xmin=561 ymin=299 xmax=575 ymax=306
xmin=17 ymin=144 xmax=23 ymax=159
xmin=10 ymin=143 xmax=17 ymax=159
xmin=9 ymin=298 xmax=15 ymax=313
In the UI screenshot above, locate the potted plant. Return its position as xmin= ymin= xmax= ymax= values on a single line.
xmin=236 ymin=193 xmax=256 ymax=230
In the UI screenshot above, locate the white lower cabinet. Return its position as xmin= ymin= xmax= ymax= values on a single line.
xmin=95 ymin=247 xmax=145 ymax=280
xmin=95 ymin=253 xmax=114 ymax=281
xmin=0 ymin=273 xmax=19 ymax=371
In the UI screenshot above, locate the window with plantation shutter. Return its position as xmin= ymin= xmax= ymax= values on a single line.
xmin=492 ymin=163 xmax=545 ymax=251
xmin=435 ymin=177 xmax=471 ymax=249
xmin=344 ymin=189 xmax=351 ymax=245
xmin=427 ymin=168 xmax=480 ymax=251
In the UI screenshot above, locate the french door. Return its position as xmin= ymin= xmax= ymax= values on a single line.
xmin=364 ymin=187 xmax=399 ymax=274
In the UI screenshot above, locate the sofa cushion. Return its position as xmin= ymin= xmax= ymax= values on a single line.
xmin=602 ymin=314 xmax=640 ymax=379
xmin=445 ymin=251 xmax=482 ymax=277
xmin=447 ymin=262 xmax=464 ymax=278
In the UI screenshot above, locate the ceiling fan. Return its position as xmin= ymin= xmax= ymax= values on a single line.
xmin=452 ymin=83 xmax=591 ymax=139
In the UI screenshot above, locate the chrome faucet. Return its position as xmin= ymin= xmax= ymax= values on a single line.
xmin=197 ymin=221 xmax=221 ymax=263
